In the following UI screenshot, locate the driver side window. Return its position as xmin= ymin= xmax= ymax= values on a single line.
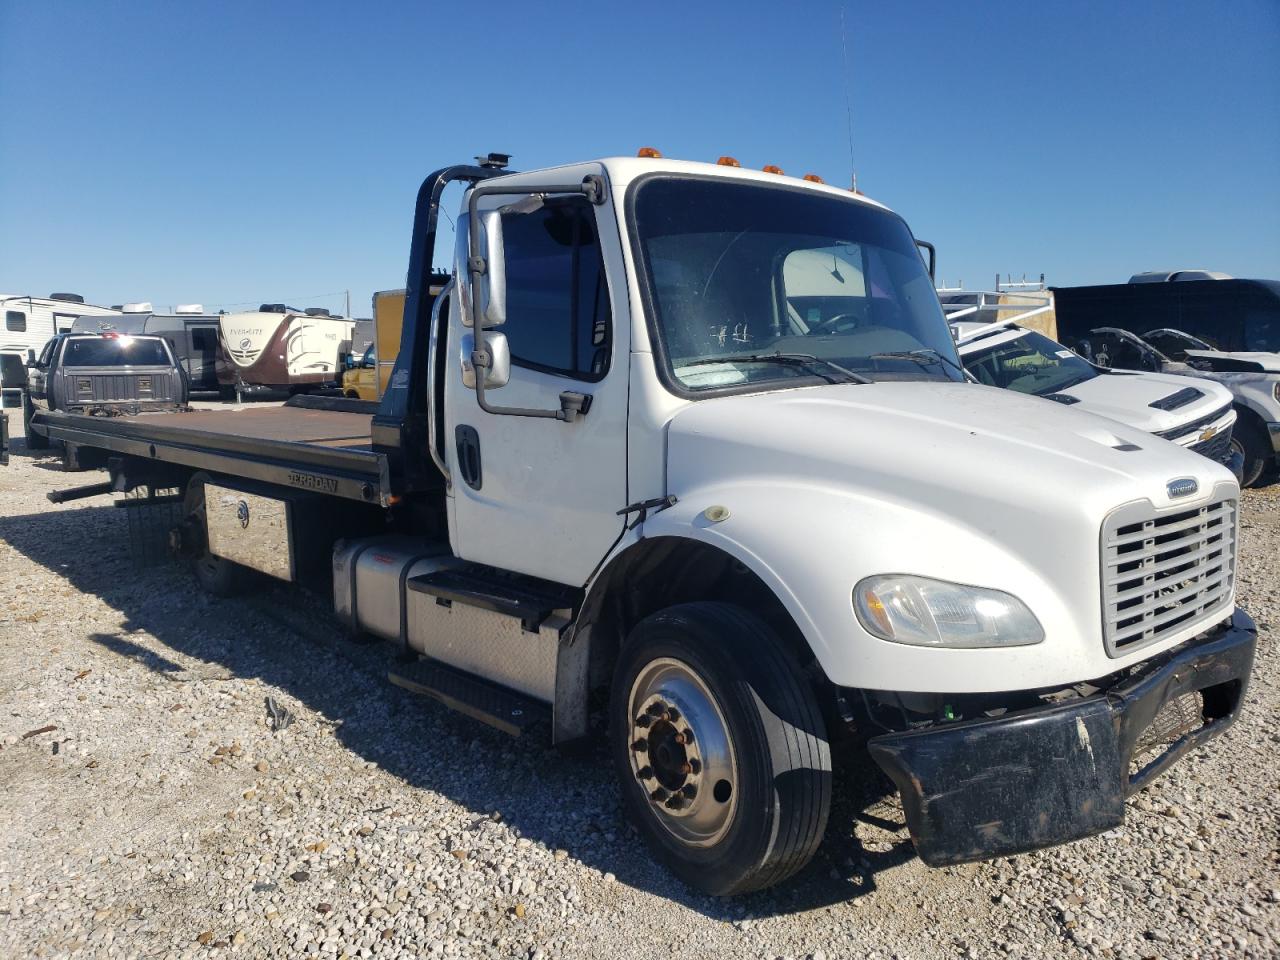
xmin=500 ymin=201 xmax=612 ymax=382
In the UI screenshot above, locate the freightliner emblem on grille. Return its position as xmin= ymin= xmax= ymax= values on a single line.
xmin=1167 ymin=477 xmax=1199 ymax=499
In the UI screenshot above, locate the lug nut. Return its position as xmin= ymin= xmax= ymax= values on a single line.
xmin=635 ymin=715 xmax=652 ymax=728
xmin=631 ymin=739 xmax=648 ymax=753
xmin=647 ymin=701 xmax=667 ymax=717
xmin=682 ymin=728 xmax=695 ymax=744
xmin=650 ymin=787 xmax=668 ymax=803
xmin=636 ymin=766 xmax=653 ymax=780
xmin=667 ymin=707 xmax=681 ymax=722
xmin=689 ymin=758 xmax=701 ymax=775
xmin=682 ymin=784 xmax=697 ymax=799
xmin=665 ymin=795 xmax=684 ymax=810
xmin=680 ymin=762 xmax=692 ymax=776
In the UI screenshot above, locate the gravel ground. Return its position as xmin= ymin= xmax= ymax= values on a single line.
xmin=1 ymin=439 xmax=1278 ymax=960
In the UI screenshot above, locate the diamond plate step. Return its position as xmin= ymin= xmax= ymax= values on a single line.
xmin=388 ymin=657 xmax=548 ymax=737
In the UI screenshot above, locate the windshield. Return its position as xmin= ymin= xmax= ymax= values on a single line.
xmin=632 ymin=177 xmax=963 ymax=392
xmin=963 ymin=330 xmax=1098 ymax=395
xmin=61 ymin=337 xmax=170 ymax=367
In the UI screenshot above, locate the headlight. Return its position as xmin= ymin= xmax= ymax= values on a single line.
xmin=853 ymin=575 xmax=1044 ymax=648
xmin=1273 ymin=382 xmax=1280 ymax=404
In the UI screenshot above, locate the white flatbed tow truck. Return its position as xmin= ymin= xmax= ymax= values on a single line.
xmin=23 ymin=151 xmax=1255 ymax=895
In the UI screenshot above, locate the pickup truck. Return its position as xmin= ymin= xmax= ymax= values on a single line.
xmin=22 ymin=332 xmax=188 ymax=451
xmin=25 ymin=152 xmax=1256 ymax=895
xmin=952 ymin=319 xmax=1241 ymax=475
xmin=1066 ymin=326 xmax=1280 ymax=487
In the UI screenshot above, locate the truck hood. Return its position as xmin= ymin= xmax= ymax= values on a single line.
xmin=1050 ymin=370 xmax=1232 ymax=435
xmin=659 ymin=380 xmax=1238 ymax=694
xmin=1184 ymin=350 xmax=1280 ymax=374
xmin=665 ymin=381 xmax=1231 ymax=523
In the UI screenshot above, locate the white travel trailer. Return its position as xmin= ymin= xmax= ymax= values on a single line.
xmin=216 ymin=308 xmax=356 ymax=395
xmin=1 ymin=293 xmax=119 ymax=362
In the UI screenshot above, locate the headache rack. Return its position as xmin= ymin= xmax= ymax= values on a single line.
xmin=1101 ymin=490 xmax=1237 ymax=657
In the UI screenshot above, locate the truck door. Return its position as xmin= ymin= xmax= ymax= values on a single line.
xmin=443 ymin=194 xmax=628 ymax=586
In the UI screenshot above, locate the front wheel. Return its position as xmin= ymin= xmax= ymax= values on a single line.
xmin=610 ymin=602 xmax=831 ymax=895
xmin=1230 ymin=416 xmax=1272 ymax=488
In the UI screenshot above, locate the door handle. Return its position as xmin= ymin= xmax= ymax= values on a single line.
xmin=455 ymin=425 xmax=482 ymax=490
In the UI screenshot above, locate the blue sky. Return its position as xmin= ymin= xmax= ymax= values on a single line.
xmin=2 ymin=0 xmax=1277 ymax=316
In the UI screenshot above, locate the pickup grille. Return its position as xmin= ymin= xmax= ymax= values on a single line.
xmin=1190 ymin=428 xmax=1233 ymax=466
xmin=1155 ymin=402 xmax=1232 ymax=443
xmin=1101 ymin=494 xmax=1236 ymax=657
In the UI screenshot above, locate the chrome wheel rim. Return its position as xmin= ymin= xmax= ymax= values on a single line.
xmin=627 ymin=657 xmax=738 ymax=848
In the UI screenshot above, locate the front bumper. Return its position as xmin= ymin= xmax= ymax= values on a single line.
xmin=867 ymin=608 xmax=1256 ymax=867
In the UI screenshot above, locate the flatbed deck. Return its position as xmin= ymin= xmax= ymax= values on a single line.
xmin=35 ymin=403 xmax=393 ymax=505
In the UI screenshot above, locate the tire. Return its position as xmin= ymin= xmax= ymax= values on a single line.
xmin=22 ymin=393 xmax=49 ymax=449
xmin=183 ymin=477 xmax=250 ymax=596
xmin=610 ymin=602 xmax=831 ymax=895
xmin=1230 ymin=416 xmax=1271 ymax=488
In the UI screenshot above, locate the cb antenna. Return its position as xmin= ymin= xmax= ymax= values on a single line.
xmin=840 ymin=2 xmax=857 ymax=191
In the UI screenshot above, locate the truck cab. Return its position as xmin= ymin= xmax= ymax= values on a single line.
xmin=25 ymin=154 xmax=1257 ymax=896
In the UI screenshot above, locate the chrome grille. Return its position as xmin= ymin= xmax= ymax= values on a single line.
xmin=1101 ymin=494 xmax=1236 ymax=657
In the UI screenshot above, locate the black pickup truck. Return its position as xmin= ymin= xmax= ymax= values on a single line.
xmin=22 ymin=332 xmax=188 ymax=451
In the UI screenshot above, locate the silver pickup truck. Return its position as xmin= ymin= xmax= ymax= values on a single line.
xmin=22 ymin=332 xmax=188 ymax=451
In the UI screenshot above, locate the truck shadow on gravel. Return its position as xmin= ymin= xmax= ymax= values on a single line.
xmin=0 ymin=502 xmax=918 ymax=918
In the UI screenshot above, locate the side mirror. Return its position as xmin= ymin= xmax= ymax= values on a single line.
xmin=460 ymin=330 xmax=511 ymax=389
xmin=468 ymin=210 xmax=507 ymax=328
xmin=916 ymin=240 xmax=936 ymax=280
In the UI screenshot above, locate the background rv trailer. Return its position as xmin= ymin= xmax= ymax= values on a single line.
xmin=1 ymin=293 xmax=118 ymax=363
xmin=70 ymin=305 xmax=221 ymax=393
xmin=1 ymin=293 xmax=121 ymax=410
xmin=216 ymin=307 xmax=355 ymax=396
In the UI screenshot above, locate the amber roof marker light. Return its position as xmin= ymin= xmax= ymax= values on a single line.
xmin=762 ymin=164 xmax=784 ymax=175
xmin=803 ymin=173 xmax=824 ymax=183
xmin=716 ymin=156 xmax=741 ymax=167
xmin=637 ymin=146 xmax=663 ymax=158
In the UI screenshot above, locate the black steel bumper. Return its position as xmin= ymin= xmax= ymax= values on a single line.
xmin=867 ymin=608 xmax=1256 ymax=867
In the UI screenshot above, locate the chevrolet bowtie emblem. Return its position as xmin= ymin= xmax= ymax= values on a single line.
xmin=1200 ymin=426 xmax=1217 ymax=442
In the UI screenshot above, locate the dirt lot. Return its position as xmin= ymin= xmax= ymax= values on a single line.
xmin=1 ymin=439 xmax=1278 ymax=960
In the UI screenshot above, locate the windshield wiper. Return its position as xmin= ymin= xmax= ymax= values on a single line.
xmin=869 ymin=349 xmax=972 ymax=381
xmin=682 ymin=352 xmax=871 ymax=384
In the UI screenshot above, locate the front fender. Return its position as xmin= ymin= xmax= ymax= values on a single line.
xmin=636 ymin=478 xmax=1092 ymax=695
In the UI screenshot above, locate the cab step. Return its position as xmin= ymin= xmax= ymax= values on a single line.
xmin=406 ymin=564 xmax=580 ymax=632
xmin=388 ymin=657 xmax=548 ymax=737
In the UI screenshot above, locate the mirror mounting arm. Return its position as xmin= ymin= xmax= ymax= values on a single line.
xmin=467 ymin=175 xmax=609 ymax=290
xmin=471 ymin=350 xmax=590 ymax=423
